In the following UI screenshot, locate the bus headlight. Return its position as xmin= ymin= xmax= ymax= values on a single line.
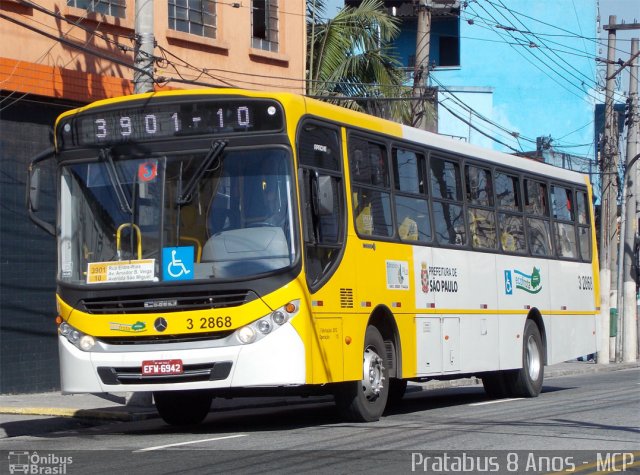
xmin=257 ymin=319 xmax=272 ymax=334
xmin=272 ymin=311 xmax=287 ymax=325
xmin=234 ymin=299 xmax=299 ymax=345
xmin=237 ymin=326 xmax=257 ymax=344
xmin=79 ymin=335 xmax=96 ymax=351
xmin=58 ymin=321 xmax=95 ymax=351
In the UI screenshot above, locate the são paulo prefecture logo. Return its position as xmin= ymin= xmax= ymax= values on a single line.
xmin=505 ymin=267 xmax=542 ymax=294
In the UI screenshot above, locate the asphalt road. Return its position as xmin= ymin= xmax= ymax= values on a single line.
xmin=0 ymin=369 xmax=638 ymax=474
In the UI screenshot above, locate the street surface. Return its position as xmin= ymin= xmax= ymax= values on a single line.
xmin=0 ymin=369 xmax=638 ymax=474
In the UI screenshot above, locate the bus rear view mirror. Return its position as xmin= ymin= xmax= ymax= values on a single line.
xmin=29 ymin=167 xmax=41 ymax=211
xmin=27 ymin=148 xmax=56 ymax=236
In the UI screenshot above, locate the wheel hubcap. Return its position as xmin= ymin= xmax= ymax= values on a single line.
xmin=526 ymin=335 xmax=541 ymax=381
xmin=362 ymin=347 xmax=385 ymax=401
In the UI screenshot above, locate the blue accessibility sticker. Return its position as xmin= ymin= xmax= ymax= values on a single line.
xmin=504 ymin=270 xmax=513 ymax=295
xmin=163 ymin=246 xmax=194 ymax=281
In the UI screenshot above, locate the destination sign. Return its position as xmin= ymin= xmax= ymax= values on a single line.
xmin=57 ymin=98 xmax=284 ymax=148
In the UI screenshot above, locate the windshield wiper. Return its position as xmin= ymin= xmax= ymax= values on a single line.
xmin=177 ymin=139 xmax=226 ymax=205
xmin=100 ymin=148 xmax=132 ymax=214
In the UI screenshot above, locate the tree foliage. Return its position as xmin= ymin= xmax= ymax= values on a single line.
xmin=306 ymin=0 xmax=412 ymax=123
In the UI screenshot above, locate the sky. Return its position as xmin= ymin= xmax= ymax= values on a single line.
xmin=324 ymin=0 xmax=345 ymax=17
xmin=322 ymin=0 xmax=639 ymax=95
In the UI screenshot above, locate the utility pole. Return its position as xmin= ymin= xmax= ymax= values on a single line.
xmin=134 ymin=0 xmax=155 ymax=94
xmin=621 ymin=38 xmax=639 ymax=362
xmin=412 ymin=0 xmax=433 ymax=131
xmin=598 ymin=16 xmax=618 ymax=365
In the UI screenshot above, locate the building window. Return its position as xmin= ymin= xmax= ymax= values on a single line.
xmin=168 ymin=0 xmax=217 ymax=38
xmin=252 ymin=0 xmax=278 ymax=52
xmin=67 ymin=0 xmax=126 ymax=18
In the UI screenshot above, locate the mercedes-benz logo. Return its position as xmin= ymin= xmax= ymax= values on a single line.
xmin=154 ymin=317 xmax=168 ymax=332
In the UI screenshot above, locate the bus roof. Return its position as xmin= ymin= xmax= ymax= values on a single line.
xmin=56 ymin=88 xmax=590 ymax=187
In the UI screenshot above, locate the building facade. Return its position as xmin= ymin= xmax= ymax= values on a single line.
xmin=0 ymin=0 xmax=306 ymax=393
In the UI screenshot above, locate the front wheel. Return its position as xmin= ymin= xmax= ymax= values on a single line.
xmin=335 ymin=326 xmax=389 ymax=422
xmin=153 ymin=390 xmax=213 ymax=426
xmin=507 ymin=320 xmax=544 ymax=397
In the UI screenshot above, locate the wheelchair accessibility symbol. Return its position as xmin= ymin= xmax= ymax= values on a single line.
xmin=163 ymin=247 xmax=194 ymax=281
xmin=504 ymin=270 xmax=513 ymax=295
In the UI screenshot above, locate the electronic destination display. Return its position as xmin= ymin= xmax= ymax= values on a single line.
xmin=57 ymin=98 xmax=284 ymax=148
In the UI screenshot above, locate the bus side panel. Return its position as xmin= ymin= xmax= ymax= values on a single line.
xmin=548 ymin=260 xmax=597 ymax=364
xmin=495 ymin=256 xmax=551 ymax=370
xmin=348 ymin=239 xmax=416 ymax=381
xmin=311 ymin=317 xmax=344 ymax=382
xmin=413 ymin=247 xmax=500 ymax=375
xmin=458 ymin=250 xmax=500 ymax=373
xmin=548 ymin=315 xmax=597 ymax=365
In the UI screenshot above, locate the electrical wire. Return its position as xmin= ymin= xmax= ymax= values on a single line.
xmin=1 ymin=0 xmax=604 ymax=158
xmin=428 ymin=74 xmax=537 ymax=145
xmin=468 ymin=2 xmax=601 ymax=104
xmin=490 ymin=0 xmax=597 ymax=89
xmin=437 ymin=99 xmax=522 ymax=153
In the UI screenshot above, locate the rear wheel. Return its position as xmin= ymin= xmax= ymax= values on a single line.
xmin=335 ymin=326 xmax=389 ymax=422
xmin=507 ymin=320 xmax=544 ymax=397
xmin=153 ymin=390 xmax=213 ymax=426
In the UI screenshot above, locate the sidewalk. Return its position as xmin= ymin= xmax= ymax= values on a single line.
xmin=0 ymin=360 xmax=637 ymax=424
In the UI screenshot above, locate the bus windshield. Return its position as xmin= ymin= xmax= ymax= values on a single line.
xmin=59 ymin=146 xmax=296 ymax=285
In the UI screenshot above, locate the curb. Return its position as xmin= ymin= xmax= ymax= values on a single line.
xmin=545 ymin=361 xmax=640 ymax=378
xmin=0 ymin=406 xmax=157 ymax=422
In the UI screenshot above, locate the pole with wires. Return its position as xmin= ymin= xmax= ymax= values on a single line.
xmin=598 ymin=16 xmax=618 ymax=365
xmin=620 ymin=38 xmax=639 ymax=362
xmin=134 ymin=0 xmax=155 ymax=93
xmin=412 ymin=0 xmax=434 ymax=131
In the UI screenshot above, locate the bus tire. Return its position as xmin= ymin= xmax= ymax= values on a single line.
xmin=335 ymin=326 xmax=389 ymax=422
xmin=153 ymin=390 xmax=212 ymax=426
xmin=507 ymin=320 xmax=544 ymax=397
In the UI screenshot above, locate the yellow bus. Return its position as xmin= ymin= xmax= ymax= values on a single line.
xmin=28 ymin=88 xmax=599 ymax=425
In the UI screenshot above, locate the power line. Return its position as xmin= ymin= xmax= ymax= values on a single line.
xmin=465 ymin=3 xmax=600 ymax=105
xmin=490 ymin=0 xmax=597 ymax=90
xmin=438 ymin=99 xmax=522 ymax=153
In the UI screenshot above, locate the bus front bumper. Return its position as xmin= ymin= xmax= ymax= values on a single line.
xmin=59 ymin=323 xmax=306 ymax=393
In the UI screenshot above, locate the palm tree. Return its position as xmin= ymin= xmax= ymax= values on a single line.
xmin=307 ymin=0 xmax=412 ymax=123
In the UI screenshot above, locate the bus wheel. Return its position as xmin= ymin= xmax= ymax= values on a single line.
xmin=335 ymin=326 xmax=389 ymax=422
xmin=153 ymin=390 xmax=212 ymax=426
xmin=508 ymin=320 xmax=544 ymax=397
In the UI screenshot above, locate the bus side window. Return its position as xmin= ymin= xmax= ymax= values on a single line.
xmin=524 ymin=179 xmax=553 ymax=256
xmin=495 ymin=170 xmax=526 ymax=254
xmin=498 ymin=214 xmax=526 ymax=253
xmin=392 ymin=147 xmax=431 ymax=243
xmin=551 ymin=185 xmax=577 ymax=259
xmin=576 ymin=190 xmax=591 ymax=261
xmin=349 ymin=138 xmax=393 ymax=238
xmin=524 ymin=179 xmax=549 ymax=216
xmin=430 ymin=156 xmax=465 ymax=246
xmin=466 ymin=164 xmax=496 ymax=249
xmin=527 ymin=217 xmax=552 ymax=256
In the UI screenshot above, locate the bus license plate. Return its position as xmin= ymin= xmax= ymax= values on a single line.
xmin=141 ymin=359 xmax=183 ymax=376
